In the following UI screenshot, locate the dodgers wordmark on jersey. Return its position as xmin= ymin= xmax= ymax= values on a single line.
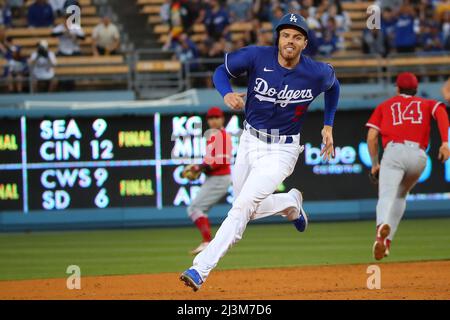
xmin=224 ymin=45 xmax=337 ymax=135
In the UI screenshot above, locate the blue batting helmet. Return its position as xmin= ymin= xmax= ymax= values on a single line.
xmin=275 ymin=13 xmax=309 ymax=44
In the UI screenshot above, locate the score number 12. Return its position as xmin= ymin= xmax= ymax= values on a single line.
xmin=90 ymin=119 xmax=114 ymax=160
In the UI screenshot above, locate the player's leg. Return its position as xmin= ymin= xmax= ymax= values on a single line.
xmin=190 ymin=142 xmax=299 ymax=282
xmin=385 ymin=148 xmax=427 ymax=242
xmin=374 ymin=144 xmax=406 ymax=260
xmin=251 ymin=193 xmax=298 ymax=220
xmin=230 ymin=130 xmax=252 ymax=198
xmin=187 ymin=175 xmax=232 ymax=251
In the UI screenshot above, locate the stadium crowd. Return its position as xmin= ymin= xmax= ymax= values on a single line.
xmin=161 ymin=0 xmax=450 ymax=62
xmin=0 ymin=0 xmax=120 ymax=92
xmin=0 ymin=0 xmax=449 ymax=92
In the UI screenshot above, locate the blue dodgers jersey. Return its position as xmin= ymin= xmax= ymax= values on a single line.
xmin=225 ymin=45 xmax=336 ymax=135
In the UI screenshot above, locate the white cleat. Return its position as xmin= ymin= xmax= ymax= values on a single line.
xmin=189 ymin=242 xmax=209 ymax=255
xmin=287 ymin=188 xmax=309 ymax=232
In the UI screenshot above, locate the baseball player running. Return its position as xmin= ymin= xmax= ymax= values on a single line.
xmin=182 ymin=106 xmax=232 ymax=255
xmin=180 ymin=13 xmax=340 ymax=291
xmin=366 ymin=72 xmax=449 ymax=261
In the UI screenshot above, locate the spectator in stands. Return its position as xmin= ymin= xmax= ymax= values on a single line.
xmin=377 ymin=0 xmax=403 ymax=12
xmin=7 ymin=0 xmax=24 ymax=19
xmin=422 ymin=22 xmax=445 ymax=52
xmin=169 ymin=32 xmax=199 ymax=71
xmin=51 ymin=13 xmax=85 ymax=56
xmin=252 ymin=0 xmax=272 ymax=23
xmin=300 ymin=0 xmax=318 ymax=20
xmin=228 ymin=0 xmax=252 ymax=22
xmin=285 ymin=0 xmax=301 ymax=14
xmin=320 ymin=2 xmax=351 ymax=33
xmin=28 ymin=40 xmax=58 ymax=92
xmin=435 ymin=0 xmax=450 ymax=21
xmin=416 ymin=0 xmax=435 ymax=22
xmin=160 ymin=0 xmax=170 ymax=24
xmin=49 ymin=0 xmax=66 ymax=17
xmin=27 ymin=0 xmax=55 ymax=28
xmin=165 ymin=0 xmax=187 ymax=37
xmin=183 ymin=0 xmax=207 ymax=33
xmin=0 ymin=28 xmax=12 ymax=58
xmin=92 ymin=15 xmax=120 ymax=56
xmin=300 ymin=2 xmax=321 ymax=31
xmin=270 ymin=5 xmax=284 ymax=26
xmin=381 ymin=7 xmax=397 ymax=50
xmin=394 ymin=4 xmax=417 ymax=53
xmin=0 ymin=0 xmax=12 ymax=27
xmin=316 ymin=18 xmax=339 ymax=57
xmin=315 ymin=0 xmax=331 ymax=21
xmin=442 ymin=11 xmax=450 ymax=50
xmin=362 ymin=28 xmax=389 ymax=57
xmin=204 ymin=0 xmax=230 ymax=41
xmin=5 ymin=45 xmax=27 ymax=93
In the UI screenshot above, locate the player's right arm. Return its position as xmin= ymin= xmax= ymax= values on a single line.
xmin=367 ymin=128 xmax=380 ymax=175
xmin=213 ymin=46 xmax=255 ymax=110
xmin=366 ymin=105 xmax=383 ymax=175
xmin=432 ymin=101 xmax=450 ymax=163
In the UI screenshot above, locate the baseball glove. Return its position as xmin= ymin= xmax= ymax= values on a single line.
xmin=368 ymin=171 xmax=379 ymax=185
xmin=181 ymin=164 xmax=201 ymax=181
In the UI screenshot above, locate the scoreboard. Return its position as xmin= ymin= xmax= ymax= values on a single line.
xmin=1 ymin=110 xmax=448 ymax=213
xmin=0 ymin=116 xmax=158 ymax=212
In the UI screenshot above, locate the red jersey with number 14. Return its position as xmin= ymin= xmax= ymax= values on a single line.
xmin=366 ymin=94 xmax=447 ymax=150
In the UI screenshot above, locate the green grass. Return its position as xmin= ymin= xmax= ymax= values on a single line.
xmin=1 ymin=218 xmax=450 ymax=281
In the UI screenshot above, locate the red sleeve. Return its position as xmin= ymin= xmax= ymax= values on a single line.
xmin=433 ymin=103 xmax=449 ymax=143
xmin=366 ymin=104 xmax=382 ymax=131
xmin=203 ymin=130 xmax=232 ymax=170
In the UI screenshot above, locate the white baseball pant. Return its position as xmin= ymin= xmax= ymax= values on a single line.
xmin=191 ymin=128 xmax=303 ymax=280
xmin=376 ymin=141 xmax=427 ymax=240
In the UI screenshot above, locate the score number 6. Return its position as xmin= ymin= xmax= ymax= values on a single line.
xmin=91 ymin=119 xmax=114 ymax=160
xmin=94 ymin=168 xmax=109 ymax=208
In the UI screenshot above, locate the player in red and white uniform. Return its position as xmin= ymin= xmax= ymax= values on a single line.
xmin=186 ymin=107 xmax=232 ymax=255
xmin=366 ymin=72 xmax=449 ymax=260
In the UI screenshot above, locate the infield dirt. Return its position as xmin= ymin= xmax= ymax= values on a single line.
xmin=1 ymin=260 xmax=449 ymax=299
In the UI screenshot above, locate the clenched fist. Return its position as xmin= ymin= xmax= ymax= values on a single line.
xmin=438 ymin=142 xmax=450 ymax=163
xmin=224 ymin=92 xmax=246 ymax=110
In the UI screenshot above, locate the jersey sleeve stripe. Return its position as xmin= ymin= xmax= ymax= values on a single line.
xmin=224 ymin=53 xmax=238 ymax=79
xmin=366 ymin=123 xmax=380 ymax=131
xmin=431 ymin=101 xmax=442 ymax=119
xmin=325 ymin=64 xmax=336 ymax=91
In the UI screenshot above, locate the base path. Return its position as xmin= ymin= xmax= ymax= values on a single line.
xmin=1 ymin=261 xmax=449 ymax=300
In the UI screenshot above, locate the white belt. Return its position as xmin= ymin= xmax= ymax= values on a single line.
xmin=244 ymin=121 xmax=300 ymax=144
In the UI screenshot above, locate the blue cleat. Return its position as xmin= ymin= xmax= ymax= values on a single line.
xmin=180 ymin=268 xmax=203 ymax=292
xmin=288 ymin=189 xmax=309 ymax=232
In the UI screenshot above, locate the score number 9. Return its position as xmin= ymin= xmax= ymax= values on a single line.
xmin=94 ymin=168 xmax=109 ymax=208
xmin=91 ymin=119 xmax=114 ymax=160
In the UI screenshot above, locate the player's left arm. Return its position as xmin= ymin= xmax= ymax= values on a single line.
xmin=433 ymin=102 xmax=450 ymax=163
xmin=321 ymin=72 xmax=340 ymax=161
xmin=441 ymin=78 xmax=450 ymax=103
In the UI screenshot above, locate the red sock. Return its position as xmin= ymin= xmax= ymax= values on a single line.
xmin=194 ymin=216 xmax=211 ymax=242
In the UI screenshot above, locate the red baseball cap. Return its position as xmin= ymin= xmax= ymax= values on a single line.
xmin=396 ymin=72 xmax=419 ymax=90
xmin=206 ymin=106 xmax=224 ymax=118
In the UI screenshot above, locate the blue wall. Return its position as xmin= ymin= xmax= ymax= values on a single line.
xmin=1 ymin=199 xmax=450 ymax=232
